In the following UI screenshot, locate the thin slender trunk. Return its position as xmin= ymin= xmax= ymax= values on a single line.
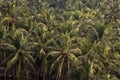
xmin=4 ymin=72 xmax=6 ymax=80
xmin=36 ymin=68 xmax=39 ymax=80
xmin=12 ymin=68 xmax=16 ymax=80
xmin=26 ymin=71 xmax=29 ymax=80
xmin=43 ymin=66 xmax=46 ymax=80
xmin=4 ymin=52 xmax=7 ymax=80
xmin=43 ymin=57 xmax=47 ymax=80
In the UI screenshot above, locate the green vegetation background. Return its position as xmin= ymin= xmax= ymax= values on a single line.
xmin=0 ymin=0 xmax=120 ymax=80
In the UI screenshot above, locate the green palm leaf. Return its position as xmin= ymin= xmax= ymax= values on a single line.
xmin=6 ymin=53 xmax=19 ymax=71
xmin=23 ymin=56 xmax=35 ymax=71
xmin=48 ymin=51 xmax=61 ymax=57
xmin=49 ymin=55 xmax=62 ymax=74
xmin=16 ymin=59 xmax=21 ymax=78
xmin=25 ymin=54 xmax=35 ymax=63
xmin=68 ymin=53 xmax=80 ymax=69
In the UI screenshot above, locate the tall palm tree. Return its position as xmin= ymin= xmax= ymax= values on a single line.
xmin=2 ymin=29 xmax=35 ymax=80
xmin=5 ymin=50 xmax=35 ymax=80
xmin=47 ymin=33 xmax=81 ymax=80
xmin=28 ymin=25 xmax=54 ymax=80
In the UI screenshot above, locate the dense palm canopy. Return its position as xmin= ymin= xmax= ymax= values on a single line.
xmin=0 ymin=0 xmax=120 ymax=80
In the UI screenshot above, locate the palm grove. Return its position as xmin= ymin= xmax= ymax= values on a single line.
xmin=0 ymin=0 xmax=120 ymax=80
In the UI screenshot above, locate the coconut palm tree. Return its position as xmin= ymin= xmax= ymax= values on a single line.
xmin=47 ymin=32 xmax=82 ymax=80
xmin=1 ymin=29 xmax=35 ymax=80
xmin=0 ymin=0 xmax=120 ymax=80
xmin=28 ymin=24 xmax=55 ymax=80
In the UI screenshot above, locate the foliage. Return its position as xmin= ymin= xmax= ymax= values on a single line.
xmin=0 ymin=0 xmax=120 ymax=80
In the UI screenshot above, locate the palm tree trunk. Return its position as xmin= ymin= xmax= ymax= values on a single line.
xmin=36 ymin=68 xmax=39 ymax=80
xmin=12 ymin=68 xmax=16 ymax=80
xmin=4 ymin=72 xmax=6 ymax=80
xmin=43 ymin=64 xmax=46 ymax=80
xmin=26 ymin=71 xmax=29 ymax=80
xmin=4 ymin=52 xmax=7 ymax=80
xmin=43 ymin=57 xmax=47 ymax=80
